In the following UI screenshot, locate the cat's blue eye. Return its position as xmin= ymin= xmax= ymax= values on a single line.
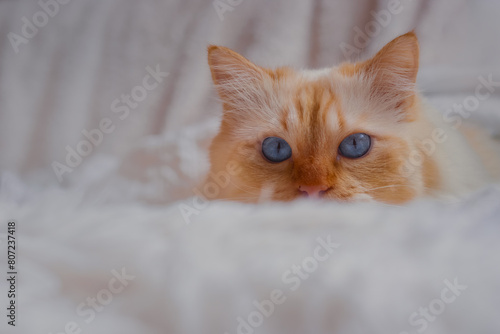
xmin=339 ymin=133 xmax=371 ymax=159
xmin=262 ymin=137 xmax=292 ymax=163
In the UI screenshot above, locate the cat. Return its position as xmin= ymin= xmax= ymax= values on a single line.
xmin=205 ymin=32 xmax=500 ymax=204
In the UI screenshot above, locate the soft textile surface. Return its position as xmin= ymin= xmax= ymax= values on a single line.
xmin=1 ymin=181 xmax=500 ymax=334
xmin=1 ymin=0 xmax=500 ymax=333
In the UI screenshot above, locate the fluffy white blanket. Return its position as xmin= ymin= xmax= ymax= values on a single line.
xmin=1 ymin=175 xmax=500 ymax=334
xmin=1 ymin=1 xmax=500 ymax=333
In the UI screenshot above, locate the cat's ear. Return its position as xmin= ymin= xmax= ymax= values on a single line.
xmin=207 ymin=45 xmax=269 ymax=110
xmin=363 ymin=32 xmax=419 ymax=118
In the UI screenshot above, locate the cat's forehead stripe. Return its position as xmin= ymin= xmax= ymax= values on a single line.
xmin=321 ymin=92 xmax=337 ymax=127
xmin=334 ymin=98 xmax=346 ymax=132
xmin=294 ymin=93 xmax=305 ymax=124
xmin=280 ymin=110 xmax=288 ymax=131
xmin=307 ymin=91 xmax=322 ymax=133
xmin=287 ymin=77 xmax=345 ymax=138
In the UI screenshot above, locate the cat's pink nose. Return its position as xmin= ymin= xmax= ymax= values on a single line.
xmin=299 ymin=185 xmax=329 ymax=198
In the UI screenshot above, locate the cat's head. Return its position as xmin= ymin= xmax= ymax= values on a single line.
xmin=207 ymin=32 xmax=438 ymax=204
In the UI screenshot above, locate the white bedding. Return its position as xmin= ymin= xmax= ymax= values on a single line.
xmin=1 ymin=0 xmax=500 ymax=333
xmin=1 ymin=176 xmax=500 ymax=334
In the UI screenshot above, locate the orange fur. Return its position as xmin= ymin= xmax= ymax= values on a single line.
xmin=205 ymin=32 xmax=443 ymax=203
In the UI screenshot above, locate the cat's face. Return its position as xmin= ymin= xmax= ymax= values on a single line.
xmin=207 ymin=32 xmax=438 ymax=204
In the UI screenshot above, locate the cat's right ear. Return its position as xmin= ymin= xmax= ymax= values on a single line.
xmin=207 ymin=45 xmax=269 ymax=109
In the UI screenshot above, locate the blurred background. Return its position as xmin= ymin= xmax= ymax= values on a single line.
xmin=1 ymin=2 xmax=500 ymax=334
xmin=1 ymin=0 xmax=500 ymax=194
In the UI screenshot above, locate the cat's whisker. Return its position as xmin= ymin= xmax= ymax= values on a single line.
xmin=362 ymin=184 xmax=418 ymax=192
xmin=227 ymin=179 xmax=263 ymax=197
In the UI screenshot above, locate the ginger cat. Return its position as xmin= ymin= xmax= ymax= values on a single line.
xmin=205 ymin=32 xmax=500 ymax=204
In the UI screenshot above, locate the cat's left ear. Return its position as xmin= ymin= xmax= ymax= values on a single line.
xmin=207 ymin=45 xmax=270 ymax=110
xmin=363 ymin=32 xmax=419 ymax=119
